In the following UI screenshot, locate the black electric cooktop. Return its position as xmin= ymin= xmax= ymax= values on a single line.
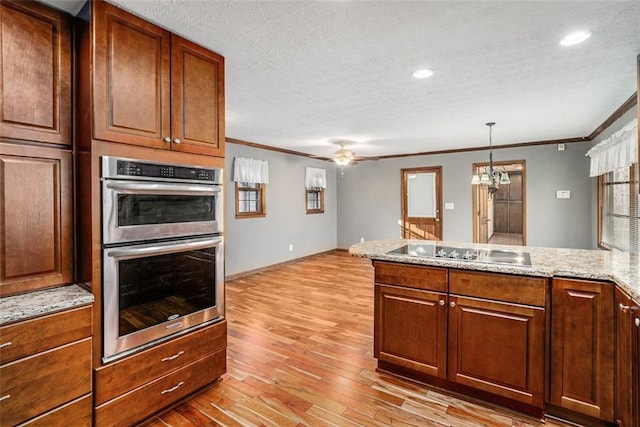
xmin=388 ymin=244 xmax=532 ymax=267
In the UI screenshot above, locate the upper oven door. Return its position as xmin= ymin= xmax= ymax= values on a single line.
xmin=102 ymin=180 xmax=222 ymax=244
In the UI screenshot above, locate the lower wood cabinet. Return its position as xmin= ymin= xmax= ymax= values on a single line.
xmin=374 ymin=264 xmax=546 ymax=413
xmin=375 ymin=284 xmax=447 ymax=377
xmin=94 ymin=320 xmax=227 ymax=425
xmin=0 ymin=305 xmax=92 ymax=425
xmin=615 ymin=287 xmax=639 ymax=427
xmin=448 ymin=295 xmax=544 ymax=408
xmin=550 ymin=278 xmax=614 ymax=423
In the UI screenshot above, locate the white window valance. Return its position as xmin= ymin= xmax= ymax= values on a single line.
xmin=305 ymin=167 xmax=327 ymax=189
xmin=586 ymin=118 xmax=638 ymax=177
xmin=233 ymin=157 xmax=269 ymax=184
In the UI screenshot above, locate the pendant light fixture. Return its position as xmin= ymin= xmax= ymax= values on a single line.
xmin=471 ymin=122 xmax=510 ymax=197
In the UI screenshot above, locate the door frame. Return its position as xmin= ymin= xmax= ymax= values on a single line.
xmin=401 ymin=166 xmax=443 ymax=240
xmin=472 ymin=160 xmax=527 ymax=245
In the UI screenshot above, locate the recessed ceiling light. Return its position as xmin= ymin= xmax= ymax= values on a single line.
xmin=560 ymin=30 xmax=591 ymax=46
xmin=413 ymin=68 xmax=434 ymax=79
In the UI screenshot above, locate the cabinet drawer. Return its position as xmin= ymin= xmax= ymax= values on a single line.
xmin=374 ymin=261 xmax=447 ymax=292
xmin=0 ymin=338 xmax=92 ymax=426
xmin=449 ymin=270 xmax=546 ymax=306
xmin=95 ymin=348 xmax=226 ymax=427
xmin=17 ymin=394 xmax=92 ymax=427
xmin=0 ymin=305 xmax=91 ymax=364
xmin=95 ymin=320 xmax=226 ymax=405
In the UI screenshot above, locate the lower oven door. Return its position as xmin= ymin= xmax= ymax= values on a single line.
xmin=102 ymin=236 xmax=224 ymax=362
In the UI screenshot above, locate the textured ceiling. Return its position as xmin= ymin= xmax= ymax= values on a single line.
xmin=42 ymin=0 xmax=640 ymax=158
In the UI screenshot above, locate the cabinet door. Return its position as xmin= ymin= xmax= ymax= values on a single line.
xmin=448 ymin=295 xmax=544 ymax=408
xmin=375 ymin=285 xmax=447 ymax=378
xmin=92 ymin=0 xmax=171 ymax=148
xmin=634 ymin=301 xmax=640 ymax=427
xmin=0 ymin=1 xmax=71 ymax=145
xmin=0 ymin=143 xmax=72 ymax=296
xmin=550 ymin=278 xmax=614 ymax=422
xmin=170 ymin=34 xmax=225 ymax=157
xmin=615 ymin=287 xmax=635 ymax=427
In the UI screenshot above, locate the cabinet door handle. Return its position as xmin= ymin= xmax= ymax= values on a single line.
xmin=163 ymin=136 xmax=171 ymax=143
xmin=620 ymin=303 xmax=631 ymax=312
xmin=0 ymin=395 xmax=10 ymax=402
xmin=635 ymin=318 xmax=640 ymax=328
xmin=161 ymin=351 xmax=184 ymax=362
xmin=0 ymin=342 xmax=12 ymax=349
xmin=439 ymin=300 xmax=445 ymax=306
xmin=173 ymin=138 xmax=182 ymax=144
xmin=161 ymin=381 xmax=184 ymax=395
xmin=449 ymin=301 xmax=456 ymax=308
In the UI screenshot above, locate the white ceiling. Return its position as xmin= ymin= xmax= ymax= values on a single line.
xmin=42 ymin=0 xmax=640 ymax=158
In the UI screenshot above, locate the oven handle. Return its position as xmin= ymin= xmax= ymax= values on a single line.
xmin=105 ymin=181 xmax=220 ymax=196
xmin=106 ymin=237 xmax=222 ymax=259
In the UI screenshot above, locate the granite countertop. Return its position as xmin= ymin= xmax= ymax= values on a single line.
xmin=0 ymin=284 xmax=94 ymax=326
xmin=349 ymin=239 xmax=640 ymax=301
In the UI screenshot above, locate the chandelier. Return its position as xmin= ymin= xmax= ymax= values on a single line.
xmin=471 ymin=122 xmax=510 ymax=197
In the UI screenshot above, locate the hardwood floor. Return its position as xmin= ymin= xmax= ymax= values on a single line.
xmin=488 ymin=233 xmax=523 ymax=246
xmin=138 ymin=252 xmax=569 ymax=427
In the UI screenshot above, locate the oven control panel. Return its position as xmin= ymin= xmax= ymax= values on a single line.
xmin=103 ymin=156 xmax=221 ymax=184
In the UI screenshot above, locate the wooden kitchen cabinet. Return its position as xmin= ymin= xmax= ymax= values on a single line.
xmin=550 ymin=278 xmax=614 ymax=423
xmin=94 ymin=320 xmax=226 ymax=425
xmin=0 ymin=305 xmax=92 ymax=425
xmin=91 ymin=0 xmax=225 ymax=156
xmin=373 ymin=262 xmax=545 ymax=412
xmin=375 ymin=284 xmax=447 ymax=378
xmin=448 ymin=295 xmax=544 ymax=408
xmin=0 ymin=143 xmax=73 ymax=296
xmin=0 ymin=0 xmax=72 ymax=146
xmin=615 ymin=288 xmax=638 ymax=427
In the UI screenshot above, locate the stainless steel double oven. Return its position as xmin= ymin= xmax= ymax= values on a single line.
xmin=101 ymin=156 xmax=224 ymax=362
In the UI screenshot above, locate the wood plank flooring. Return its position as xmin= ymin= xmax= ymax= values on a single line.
xmin=138 ymin=251 xmax=570 ymax=427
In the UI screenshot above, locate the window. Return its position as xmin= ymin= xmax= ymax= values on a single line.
xmin=233 ymin=157 xmax=268 ymax=219
xmin=235 ymin=182 xmax=265 ymax=218
xmin=306 ymin=188 xmax=324 ymax=214
xmin=598 ymin=164 xmax=638 ymax=253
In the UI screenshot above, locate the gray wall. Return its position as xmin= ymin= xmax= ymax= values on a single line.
xmin=337 ymin=142 xmax=594 ymax=250
xmin=225 ymin=143 xmax=337 ymax=276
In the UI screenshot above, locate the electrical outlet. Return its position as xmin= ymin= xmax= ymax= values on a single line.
xmin=289 ymin=244 xmax=293 ymax=252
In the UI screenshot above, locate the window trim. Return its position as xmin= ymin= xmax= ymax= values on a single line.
xmin=235 ymin=182 xmax=266 ymax=219
xmin=305 ymin=187 xmax=324 ymax=214
xmin=597 ymin=164 xmax=638 ymax=251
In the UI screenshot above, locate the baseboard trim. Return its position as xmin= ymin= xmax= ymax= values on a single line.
xmin=225 ymin=248 xmax=340 ymax=281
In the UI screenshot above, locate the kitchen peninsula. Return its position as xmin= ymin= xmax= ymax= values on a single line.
xmin=350 ymin=239 xmax=640 ymax=427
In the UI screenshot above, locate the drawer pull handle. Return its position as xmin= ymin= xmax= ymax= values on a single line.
xmin=636 ymin=318 xmax=640 ymax=328
xmin=620 ymin=303 xmax=631 ymax=312
xmin=0 ymin=342 xmax=11 ymax=349
xmin=161 ymin=381 xmax=184 ymax=395
xmin=0 ymin=394 xmax=10 ymax=402
xmin=161 ymin=351 xmax=185 ymax=362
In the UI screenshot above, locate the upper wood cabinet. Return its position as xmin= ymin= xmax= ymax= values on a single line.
xmin=0 ymin=143 xmax=73 ymax=296
xmin=550 ymin=278 xmax=614 ymax=423
xmin=91 ymin=1 xmax=225 ymax=157
xmin=0 ymin=0 xmax=72 ymax=145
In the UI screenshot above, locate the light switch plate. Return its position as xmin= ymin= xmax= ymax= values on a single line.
xmin=556 ymin=190 xmax=571 ymax=199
